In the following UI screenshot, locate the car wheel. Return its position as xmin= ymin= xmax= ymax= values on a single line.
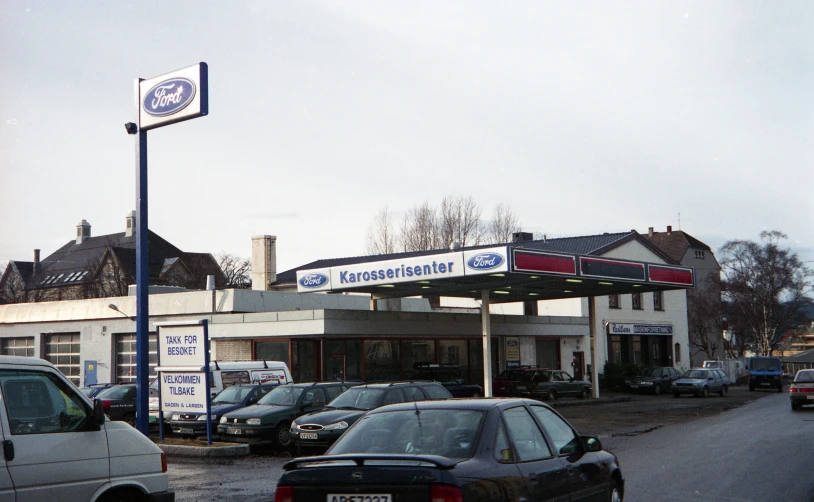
xmin=720 ymin=385 xmax=727 ymax=397
xmin=546 ymin=389 xmax=557 ymax=402
xmin=579 ymin=387 xmax=590 ymax=399
xmin=777 ymin=384 xmax=783 ymax=393
xmin=702 ymin=386 xmax=709 ymax=398
xmin=607 ymin=479 xmax=621 ymax=502
xmin=98 ymin=488 xmax=144 ymax=502
xmin=654 ymin=384 xmax=661 ymax=395
xmin=274 ymin=423 xmax=292 ymax=448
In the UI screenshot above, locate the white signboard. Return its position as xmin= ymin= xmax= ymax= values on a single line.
xmin=296 ymin=246 xmax=510 ymax=293
xmin=139 ymin=62 xmax=208 ymax=131
xmin=158 ymin=324 xmax=206 ymax=367
xmin=159 ymin=371 xmax=207 ymax=414
xmin=609 ymin=323 xmax=674 ymax=335
xmin=250 ymin=369 xmax=288 ymax=384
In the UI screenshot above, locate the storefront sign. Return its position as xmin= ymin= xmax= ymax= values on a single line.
xmin=609 ymin=323 xmax=673 ymax=335
xmin=296 ymin=247 xmax=509 ymax=292
xmin=505 ymin=337 xmax=521 ymax=368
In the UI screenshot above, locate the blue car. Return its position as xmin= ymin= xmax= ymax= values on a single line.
xmin=170 ymin=382 xmax=278 ymax=436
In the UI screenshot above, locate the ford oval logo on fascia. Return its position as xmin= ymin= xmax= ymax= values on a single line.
xmin=463 ymin=247 xmax=509 ymax=275
xmin=138 ymin=62 xmax=208 ymax=131
xmin=296 ymin=271 xmax=331 ymax=292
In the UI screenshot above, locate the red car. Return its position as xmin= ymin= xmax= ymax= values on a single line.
xmin=492 ymin=366 xmax=548 ymax=397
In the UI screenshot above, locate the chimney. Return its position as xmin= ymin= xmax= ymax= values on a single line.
xmin=33 ymin=249 xmax=40 ymax=276
xmin=76 ymin=220 xmax=91 ymax=245
xmin=125 ymin=211 xmax=136 ymax=237
xmin=251 ymin=235 xmax=277 ymax=290
xmin=667 ymin=225 xmax=672 ymax=235
xmin=648 ymin=227 xmax=654 ymax=237
xmin=512 ymin=232 xmax=534 ymax=243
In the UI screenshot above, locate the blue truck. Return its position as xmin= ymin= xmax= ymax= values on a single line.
xmin=747 ymin=356 xmax=783 ymax=392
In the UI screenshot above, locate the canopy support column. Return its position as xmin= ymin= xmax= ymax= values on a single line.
xmin=589 ymin=296 xmax=600 ymax=398
xmin=481 ymin=289 xmax=493 ymax=397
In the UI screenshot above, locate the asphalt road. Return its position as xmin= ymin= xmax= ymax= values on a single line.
xmin=167 ymin=389 xmax=804 ymax=501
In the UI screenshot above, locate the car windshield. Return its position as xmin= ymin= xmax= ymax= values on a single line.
xmin=327 ymin=388 xmax=384 ymax=410
xmin=329 ymin=409 xmax=485 ymax=458
xmin=684 ymin=370 xmax=708 ymax=379
xmin=751 ymin=359 xmax=782 ymax=371
xmin=96 ymin=386 xmax=133 ymax=400
xmin=648 ymin=368 xmax=663 ymax=377
xmin=213 ymin=386 xmax=254 ymax=404
xmin=794 ymin=372 xmax=814 ymax=383
xmin=257 ymin=386 xmax=303 ymax=406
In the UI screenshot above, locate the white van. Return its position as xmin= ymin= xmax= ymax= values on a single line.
xmin=0 ymin=355 xmax=173 ymax=502
xmin=149 ymin=360 xmax=291 ymax=424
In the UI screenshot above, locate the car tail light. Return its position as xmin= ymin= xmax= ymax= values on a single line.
xmin=431 ymin=485 xmax=463 ymax=502
xmin=274 ymin=486 xmax=293 ymax=502
xmin=160 ymin=453 xmax=167 ymax=473
xmin=101 ymin=400 xmax=112 ymax=411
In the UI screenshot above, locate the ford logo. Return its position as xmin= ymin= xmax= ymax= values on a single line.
xmin=143 ymin=78 xmax=196 ymax=117
xmin=299 ymin=273 xmax=329 ymax=289
xmin=467 ymin=252 xmax=505 ymax=271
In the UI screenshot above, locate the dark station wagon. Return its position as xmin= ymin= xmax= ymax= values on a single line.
xmin=275 ymin=398 xmax=623 ymax=502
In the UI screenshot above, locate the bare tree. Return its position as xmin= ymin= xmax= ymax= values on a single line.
xmin=687 ymin=285 xmax=723 ymax=359
xmin=486 ymin=203 xmax=522 ymax=244
xmin=0 ymin=264 xmax=28 ymax=304
xmin=365 ymin=207 xmax=397 ymax=255
xmin=217 ymin=253 xmax=252 ymax=288
xmin=439 ymin=195 xmax=482 ymax=248
xmin=400 ymin=201 xmax=442 ymax=252
xmin=720 ymin=230 xmax=813 ymax=356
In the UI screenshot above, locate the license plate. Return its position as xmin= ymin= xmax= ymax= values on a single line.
xmin=806 ymin=395 xmax=814 ymax=400
xmin=227 ymin=427 xmax=243 ymax=435
xmin=180 ymin=428 xmax=194 ymax=434
xmin=630 ymin=385 xmax=639 ymax=389
xmin=327 ymin=495 xmax=391 ymax=502
xmin=761 ymin=382 xmax=770 ymax=386
xmin=516 ymin=386 xmax=526 ymax=390
xmin=299 ymin=432 xmax=319 ymax=440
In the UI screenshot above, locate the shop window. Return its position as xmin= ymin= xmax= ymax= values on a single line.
xmin=255 ymin=341 xmax=289 ymax=364
xmin=1 ymin=337 xmax=35 ymax=357
xmin=653 ymin=291 xmax=663 ymax=311
xmin=632 ymin=293 xmax=642 ymax=310
xmin=402 ymin=340 xmax=436 ymax=378
xmin=364 ymin=340 xmax=400 ymax=382
xmin=44 ymin=333 xmax=81 ymax=386
xmin=114 ymin=333 xmax=158 ymax=384
xmin=610 ymin=336 xmax=622 ymax=364
xmin=608 ymin=294 xmax=620 ymax=309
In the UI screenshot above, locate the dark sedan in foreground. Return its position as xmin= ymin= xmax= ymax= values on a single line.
xmin=275 ymin=398 xmax=623 ymax=502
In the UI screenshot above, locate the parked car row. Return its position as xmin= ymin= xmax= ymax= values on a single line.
xmin=493 ymin=367 xmax=592 ymax=401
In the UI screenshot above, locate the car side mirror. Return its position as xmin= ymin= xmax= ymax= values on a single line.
xmin=93 ymin=399 xmax=106 ymax=426
xmin=248 ymin=398 xmax=258 ymax=405
xmin=583 ymin=436 xmax=602 ymax=452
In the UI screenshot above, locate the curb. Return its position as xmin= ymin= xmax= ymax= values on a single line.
xmin=158 ymin=443 xmax=250 ymax=458
xmin=549 ymin=396 xmax=633 ymax=408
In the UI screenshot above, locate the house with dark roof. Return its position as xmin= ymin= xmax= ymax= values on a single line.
xmin=642 ymin=225 xmax=723 ymax=367
xmin=0 ymin=212 xmax=225 ymax=304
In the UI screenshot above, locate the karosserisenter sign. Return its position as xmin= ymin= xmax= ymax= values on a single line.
xmin=295 ymin=244 xmax=694 ymax=397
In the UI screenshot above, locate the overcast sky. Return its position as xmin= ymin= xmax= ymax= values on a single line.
xmin=2 ymin=1 xmax=813 ymax=273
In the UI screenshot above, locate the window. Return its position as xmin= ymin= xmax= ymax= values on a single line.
xmin=2 ymin=337 xmax=35 ymax=357
xmin=383 ymin=389 xmax=406 ymax=405
xmin=0 ymin=369 xmax=91 ymax=435
xmin=493 ymin=421 xmax=514 ymax=463
xmin=220 ymin=371 xmax=251 ymax=389
xmin=653 ymin=291 xmax=663 ymax=311
xmin=610 ymin=336 xmax=622 ymax=364
xmin=403 ymin=386 xmax=426 ymax=401
xmin=608 ymin=294 xmax=620 ymax=309
xmin=675 ymin=343 xmax=681 ymax=363
xmin=632 ymin=292 xmax=642 ymax=310
xmin=422 ymin=384 xmax=452 ymax=400
xmin=530 ymin=405 xmax=579 ymax=455
xmin=364 ymin=340 xmax=400 ymax=382
xmin=255 ymin=341 xmax=289 ymax=364
xmin=695 ymin=250 xmax=705 ymax=260
xmin=503 ymin=406 xmax=552 ymax=461
xmin=44 ymin=333 xmax=80 ymax=385
xmin=303 ymin=387 xmax=326 ymax=406
xmin=324 ymin=385 xmax=345 ymax=402
xmin=115 ymin=333 xmax=158 ymax=384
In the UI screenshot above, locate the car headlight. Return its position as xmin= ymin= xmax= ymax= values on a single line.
xmin=198 ymin=414 xmax=218 ymax=421
xmin=693 ymin=382 xmax=703 ymax=387
xmin=323 ymin=421 xmax=349 ymax=431
xmin=171 ymin=414 xmax=181 ymax=421
xmin=246 ymin=418 xmax=262 ymax=425
xmin=219 ymin=416 xmax=228 ymax=424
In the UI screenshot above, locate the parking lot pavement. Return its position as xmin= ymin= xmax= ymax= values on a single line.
xmin=555 ymin=386 xmax=771 ymax=439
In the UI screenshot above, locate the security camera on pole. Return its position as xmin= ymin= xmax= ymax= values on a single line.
xmin=127 ymin=63 xmax=208 ymax=435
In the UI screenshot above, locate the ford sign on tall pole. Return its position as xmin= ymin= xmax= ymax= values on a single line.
xmin=128 ymin=63 xmax=208 ymax=435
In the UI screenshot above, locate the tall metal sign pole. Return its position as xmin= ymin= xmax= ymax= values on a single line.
xmin=127 ymin=63 xmax=208 ymax=435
